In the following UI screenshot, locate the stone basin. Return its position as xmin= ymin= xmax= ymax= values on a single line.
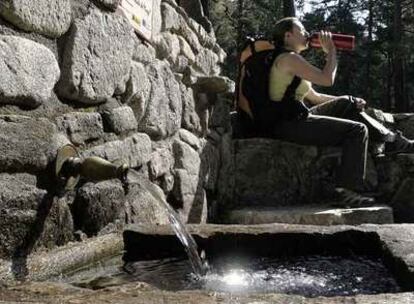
xmin=1 ymin=224 xmax=414 ymax=303
xmin=123 ymin=223 xmax=414 ymax=294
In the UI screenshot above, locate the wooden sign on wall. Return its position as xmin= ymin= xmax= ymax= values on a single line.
xmin=117 ymin=0 xmax=154 ymax=42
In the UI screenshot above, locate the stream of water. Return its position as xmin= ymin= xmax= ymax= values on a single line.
xmin=126 ymin=169 xmax=208 ymax=276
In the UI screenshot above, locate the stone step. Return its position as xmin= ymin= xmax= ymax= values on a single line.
xmin=224 ymin=205 xmax=394 ymax=226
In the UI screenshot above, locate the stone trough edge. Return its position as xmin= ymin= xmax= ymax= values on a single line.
xmin=0 ymin=233 xmax=123 ymax=282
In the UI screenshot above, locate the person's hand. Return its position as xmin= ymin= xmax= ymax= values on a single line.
xmin=355 ymin=97 xmax=366 ymax=110
xmin=351 ymin=96 xmax=367 ymax=110
xmin=319 ymin=31 xmax=336 ymax=54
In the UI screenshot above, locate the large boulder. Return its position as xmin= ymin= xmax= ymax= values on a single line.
xmin=56 ymin=112 xmax=104 ymax=146
xmin=0 ymin=15 xmax=59 ymax=58
xmin=153 ymin=32 xmax=180 ymax=65
xmin=151 ymin=0 xmax=162 ymax=37
xmin=0 ymin=174 xmax=73 ymax=259
xmin=187 ymin=17 xmax=216 ymax=48
xmin=70 ymin=0 xmax=91 ymax=21
xmin=123 ymin=62 xmax=151 ymax=123
xmin=177 ymin=36 xmax=196 ymax=64
xmin=124 ymin=178 xmax=169 ymax=225
xmin=149 ymin=146 xmax=174 ymax=181
xmin=57 ymin=9 xmax=134 ymax=104
xmin=194 ymin=48 xmax=220 ymax=76
xmin=139 ymin=60 xmax=182 ymax=139
xmin=180 ymin=84 xmax=201 ymax=134
xmin=0 ymin=35 xmax=60 ymax=109
xmin=172 ymin=139 xmax=207 ymax=223
xmin=132 ymin=39 xmax=157 ymax=64
xmin=194 ymin=76 xmax=235 ymax=94
xmin=81 ymin=133 xmax=152 ymax=169
xmin=178 ymin=129 xmax=201 ymax=151
xmin=101 ymin=106 xmax=138 ymax=135
xmin=0 ymin=115 xmax=68 ymax=173
xmin=213 ymin=43 xmax=227 ymax=63
xmin=148 ymin=140 xmax=175 ymax=193
xmin=232 ymin=138 xmax=332 ymax=207
xmin=173 ymin=139 xmax=201 ymax=176
xmin=73 ymin=180 xmax=126 ymax=236
xmin=161 ymin=2 xmax=202 ymax=54
xmin=0 ymin=0 xmax=71 ymax=38
xmin=163 ymin=0 xmax=215 ymax=48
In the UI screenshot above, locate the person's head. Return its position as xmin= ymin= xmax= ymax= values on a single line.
xmin=272 ymin=17 xmax=309 ymax=53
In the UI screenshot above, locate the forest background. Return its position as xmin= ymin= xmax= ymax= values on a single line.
xmin=201 ymin=0 xmax=414 ymax=112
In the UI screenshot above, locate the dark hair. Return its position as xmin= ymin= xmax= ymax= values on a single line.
xmin=272 ymin=17 xmax=299 ymax=47
xmin=240 ymin=34 xmax=267 ymax=52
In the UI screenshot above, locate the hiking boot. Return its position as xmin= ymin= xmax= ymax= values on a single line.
xmin=330 ymin=187 xmax=375 ymax=208
xmin=384 ymin=130 xmax=414 ymax=155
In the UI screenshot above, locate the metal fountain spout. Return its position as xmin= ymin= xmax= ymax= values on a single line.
xmin=56 ymin=144 xmax=128 ymax=190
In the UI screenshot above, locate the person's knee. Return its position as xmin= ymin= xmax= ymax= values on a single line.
xmin=342 ymin=122 xmax=367 ymax=147
xmin=352 ymin=122 xmax=368 ymax=139
xmin=327 ymin=96 xmax=358 ymax=117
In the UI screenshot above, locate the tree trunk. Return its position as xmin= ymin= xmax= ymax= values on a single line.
xmin=366 ymin=0 xmax=373 ymax=100
xmin=393 ymin=0 xmax=407 ymax=112
xmin=236 ymin=0 xmax=245 ymax=52
xmin=385 ymin=56 xmax=393 ymax=111
xmin=283 ymin=0 xmax=296 ymax=17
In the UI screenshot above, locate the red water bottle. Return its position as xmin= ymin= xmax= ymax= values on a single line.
xmin=308 ymin=32 xmax=355 ymax=51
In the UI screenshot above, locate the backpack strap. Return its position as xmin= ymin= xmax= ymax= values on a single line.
xmin=249 ymin=39 xmax=257 ymax=54
xmin=281 ymin=75 xmax=302 ymax=102
xmin=235 ymin=38 xmax=263 ymax=115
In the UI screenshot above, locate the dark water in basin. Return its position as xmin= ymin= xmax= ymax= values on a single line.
xmin=60 ymin=254 xmax=400 ymax=297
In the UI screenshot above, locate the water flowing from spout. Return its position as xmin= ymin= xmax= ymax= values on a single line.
xmin=126 ymin=170 xmax=207 ymax=276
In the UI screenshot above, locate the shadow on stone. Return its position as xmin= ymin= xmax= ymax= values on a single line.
xmin=11 ymin=194 xmax=54 ymax=280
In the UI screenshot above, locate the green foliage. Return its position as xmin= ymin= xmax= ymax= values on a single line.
xmin=210 ymin=0 xmax=285 ymax=79
xmin=207 ymin=0 xmax=414 ymax=111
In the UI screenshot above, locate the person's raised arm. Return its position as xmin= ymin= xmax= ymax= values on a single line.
xmin=278 ymin=31 xmax=337 ymax=86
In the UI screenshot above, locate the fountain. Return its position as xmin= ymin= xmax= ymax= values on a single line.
xmin=55 ymin=144 xmax=129 ymax=190
xmin=56 ymin=145 xmax=208 ymax=277
xmin=51 ymin=145 xmax=414 ymax=301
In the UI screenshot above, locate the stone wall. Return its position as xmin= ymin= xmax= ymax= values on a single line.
xmin=0 ymin=0 xmax=234 ymax=260
xmin=1 ymin=0 xmax=413 ymax=265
